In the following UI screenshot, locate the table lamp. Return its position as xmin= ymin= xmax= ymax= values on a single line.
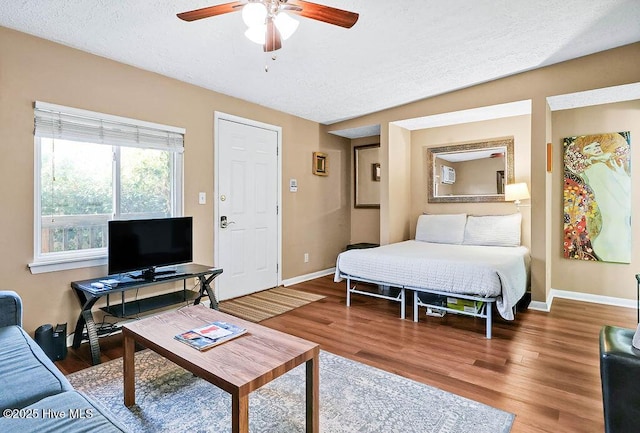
xmin=505 ymin=183 xmax=530 ymax=210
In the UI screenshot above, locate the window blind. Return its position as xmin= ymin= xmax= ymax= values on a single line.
xmin=34 ymin=101 xmax=184 ymax=152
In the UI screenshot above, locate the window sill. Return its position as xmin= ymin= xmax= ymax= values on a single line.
xmin=28 ymin=256 xmax=107 ymax=274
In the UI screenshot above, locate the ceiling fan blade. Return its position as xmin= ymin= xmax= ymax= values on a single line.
xmin=177 ymin=1 xmax=245 ymax=22
xmin=264 ymin=18 xmax=282 ymax=52
xmin=287 ymin=0 xmax=359 ymax=28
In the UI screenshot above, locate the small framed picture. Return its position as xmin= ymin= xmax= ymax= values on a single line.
xmin=313 ymin=152 xmax=328 ymax=176
xmin=372 ymin=163 xmax=381 ymax=181
xmin=496 ymin=170 xmax=505 ymax=194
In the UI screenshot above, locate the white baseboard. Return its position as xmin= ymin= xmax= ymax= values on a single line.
xmin=282 ymin=268 xmax=336 ymax=287
xmin=528 ymin=299 xmax=551 ymax=312
xmin=528 ymin=288 xmax=636 ymax=312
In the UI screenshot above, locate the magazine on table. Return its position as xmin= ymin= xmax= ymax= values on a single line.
xmin=174 ymin=321 xmax=247 ymax=351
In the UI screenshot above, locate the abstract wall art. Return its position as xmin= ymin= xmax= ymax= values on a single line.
xmin=563 ymin=131 xmax=631 ymax=263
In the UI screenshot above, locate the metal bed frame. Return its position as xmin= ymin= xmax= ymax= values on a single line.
xmin=342 ymin=273 xmax=497 ymax=339
xmin=344 ymin=275 xmax=407 ymax=318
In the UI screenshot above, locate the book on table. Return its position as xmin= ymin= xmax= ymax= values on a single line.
xmin=174 ymin=321 xmax=247 ymax=351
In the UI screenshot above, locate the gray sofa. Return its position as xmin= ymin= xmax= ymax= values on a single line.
xmin=0 ymin=291 xmax=128 ymax=432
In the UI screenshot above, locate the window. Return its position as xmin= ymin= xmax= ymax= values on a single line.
xmin=30 ymin=102 xmax=184 ymax=273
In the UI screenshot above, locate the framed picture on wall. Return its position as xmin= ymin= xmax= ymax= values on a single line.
xmin=372 ymin=163 xmax=381 ymax=181
xmin=313 ymin=152 xmax=328 ymax=176
xmin=562 ymin=131 xmax=631 ymax=263
xmin=496 ymin=170 xmax=505 ymax=194
xmin=354 ymin=144 xmax=380 ymax=208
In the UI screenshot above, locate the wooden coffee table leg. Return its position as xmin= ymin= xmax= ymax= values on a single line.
xmin=306 ymin=352 xmax=319 ymax=432
xmin=123 ymin=330 xmax=136 ymax=407
xmin=232 ymin=392 xmax=249 ymax=433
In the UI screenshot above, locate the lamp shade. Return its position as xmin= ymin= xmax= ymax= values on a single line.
xmin=245 ymin=24 xmax=266 ymax=44
xmin=242 ymin=3 xmax=267 ymax=27
xmin=274 ymin=12 xmax=299 ymax=40
xmin=505 ymin=183 xmax=530 ymax=202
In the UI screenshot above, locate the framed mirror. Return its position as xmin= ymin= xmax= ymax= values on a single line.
xmin=354 ymin=144 xmax=381 ymax=208
xmin=427 ymin=137 xmax=514 ymax=203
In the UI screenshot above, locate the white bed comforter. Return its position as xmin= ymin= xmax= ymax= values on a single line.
xmin=335 ymin=240 xmax=530 ymax=320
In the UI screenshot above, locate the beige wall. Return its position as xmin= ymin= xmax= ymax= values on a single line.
xmin=282 ymin=129 xmax=350 ymax=275
xmin=386 ymin=124 xmax=412 ymax=244
xmin=551 ymin=100 xmax=640 ymax=298
xmin=329 ymin=42 xmax=640 ymax=304
xmin=0 ymin=26 xmax=350 ymax=333
xmin=350 ymin=136 xmax=380 ymax=244
xmin=410 ymin=116 xmax=532 ymax=247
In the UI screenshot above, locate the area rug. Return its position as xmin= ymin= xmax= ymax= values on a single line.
xmin=218 ymin=287 xmax=325 ymax=322
xmin=67 ymin=350 xmax=514 ymax=433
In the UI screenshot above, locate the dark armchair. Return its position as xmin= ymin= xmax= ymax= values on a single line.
xmin=599 ymin=325 xmax=640 ymax=433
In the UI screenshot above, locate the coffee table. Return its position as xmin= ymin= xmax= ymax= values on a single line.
xmin=122 ymin=305 xmax=319 ymax=433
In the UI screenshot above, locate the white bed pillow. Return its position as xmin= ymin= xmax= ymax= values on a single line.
xmin=463 ymin=213 xmax=522 ymax=247
xmin=415 ymin=213 xmax=467 ymax=244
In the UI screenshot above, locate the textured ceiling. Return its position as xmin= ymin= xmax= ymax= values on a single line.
xmin=1 ymin=1 xmax=639 ymax=125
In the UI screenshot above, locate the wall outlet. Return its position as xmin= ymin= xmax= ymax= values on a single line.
xmin=304 ymin=253 xmax=309 ymax=263
xmin=198 ymin=192 xmax=206 ymax=205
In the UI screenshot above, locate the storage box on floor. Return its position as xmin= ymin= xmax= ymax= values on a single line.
xmin=446 ymin=297 xmax=484 ymax=314
xmin=417 ymin=293 xmax=446 ymax=317
xmin=417 ymin=293 xmax=446 ymax=307
xmin=417 ymin=293 xmax=484 ymax=315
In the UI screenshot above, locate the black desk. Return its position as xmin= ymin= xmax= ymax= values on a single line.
xmin=71 ymin=264 xmax=223 ymax=365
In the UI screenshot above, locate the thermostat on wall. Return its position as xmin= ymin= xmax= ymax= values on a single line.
xmin=289 ymin=179 xmax=298 ymax=192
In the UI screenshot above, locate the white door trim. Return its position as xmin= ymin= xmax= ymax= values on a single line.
xmin=213 ymin=112 xmax=282 ymax=300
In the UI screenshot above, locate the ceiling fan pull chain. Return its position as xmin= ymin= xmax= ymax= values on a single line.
xmin=264 ymin=52 xmax=278 ymax=72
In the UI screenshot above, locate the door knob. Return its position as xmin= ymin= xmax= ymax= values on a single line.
xmin=220 ymin=216 xmax=236 ymax=229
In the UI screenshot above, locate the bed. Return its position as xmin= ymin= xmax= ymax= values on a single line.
xmin=335 ymin=213 xmax=530 ymax=338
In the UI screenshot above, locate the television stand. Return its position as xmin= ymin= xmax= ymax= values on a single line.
xmin=101 ymin=290 xmax=199 ymax=318
xmin=71 ymin=264 xmax=223 ymax=365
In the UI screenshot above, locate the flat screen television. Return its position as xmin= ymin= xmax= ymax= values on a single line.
xmin=108 ymin=216 xmax=193 ymax=279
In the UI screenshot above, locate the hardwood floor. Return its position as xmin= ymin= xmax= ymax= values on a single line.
xmin=57 ymin=275 xmax=635 ymax=433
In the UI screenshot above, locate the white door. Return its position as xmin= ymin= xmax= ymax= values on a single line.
xmin=215 ymin=115 xmax=280 ymax=301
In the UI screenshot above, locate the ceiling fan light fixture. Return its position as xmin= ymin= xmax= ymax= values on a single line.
xmin=242 ymin=2 xmax=267 ymax=27
xmin=245 ymin=24 xmax=266 ymax=45
xmin=178 ymin=0 xmax=359 ymax=55
xmin=274 ymin=12 xmax=299 ymax=40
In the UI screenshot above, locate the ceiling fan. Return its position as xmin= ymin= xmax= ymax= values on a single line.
xmin=177 ymin=0 xmax=359 ymax=52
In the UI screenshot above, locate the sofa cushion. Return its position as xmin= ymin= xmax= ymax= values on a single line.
xmin=0 ymin=390 xmax=128 ymax=432
xmin=0 ymin=326 xmax=73 ymax=410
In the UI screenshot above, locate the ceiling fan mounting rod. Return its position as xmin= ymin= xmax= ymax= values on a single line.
xmin=246 ymin=0 xmax=302 ymax=17
xmin=261 ymin=0 xmax=286 ymax=18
